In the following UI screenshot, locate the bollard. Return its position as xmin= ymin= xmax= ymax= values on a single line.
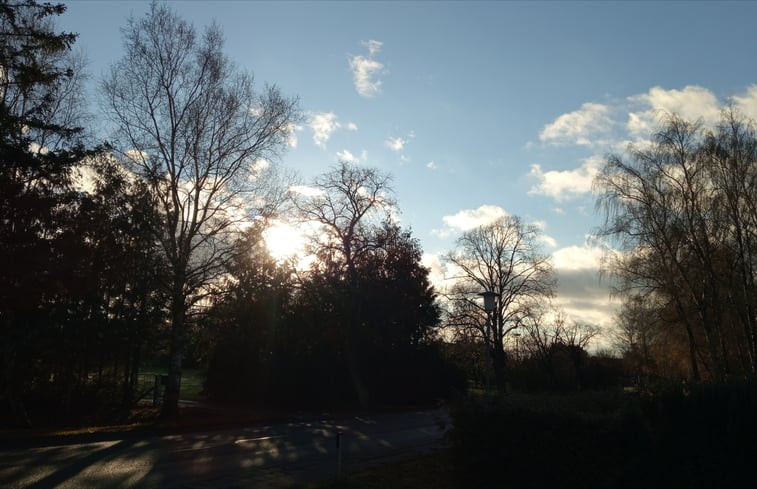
xmin=336 ymin=430 xmax=343 ymax=477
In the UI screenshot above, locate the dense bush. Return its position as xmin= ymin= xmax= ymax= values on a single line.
xmin=450 ymin=384 xmax=757 ymax=488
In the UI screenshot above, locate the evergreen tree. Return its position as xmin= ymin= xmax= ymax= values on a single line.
xmin=0 ymin=1 xmax=89 ymax=427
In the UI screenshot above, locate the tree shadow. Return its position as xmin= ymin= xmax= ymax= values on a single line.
xmin=1 ymin=410 xmax=447 ymax=488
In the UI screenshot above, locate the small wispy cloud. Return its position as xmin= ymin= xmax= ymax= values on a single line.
xmin=349 ymin=40 xmax=386 ymax=98
xmin=309 ymin=112 xmax=341 ymax=149
xmin=347 ymin=122 xmax=359 ymax=131
xmin=289 ymin=185 xmax=325 ymax=197
xmin=285 ymin=123 xmax=303 ymax=148
xmin=385 ymin=136 xmax=407 ymax=152
xmin=363 ymin=39 xmax=382 ymax=56
xmin=426 ymin=161 xmax=437 ymax=170
xmin=336 ymin=149 xmax=360 ymax=164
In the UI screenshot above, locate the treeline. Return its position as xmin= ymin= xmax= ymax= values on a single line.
xmin=203 ymin=220 xmax=464 ymax=407
xmin=0 ymin=2 xmax=462 ymax=427
xmin=0 ymin=2 xmax=166 ymax=425
xmin=597 ymin=112 xmax=757 ymax=385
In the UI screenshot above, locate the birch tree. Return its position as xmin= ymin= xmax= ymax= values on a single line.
xmin=102 ymin=3 xmax=298 ymax=415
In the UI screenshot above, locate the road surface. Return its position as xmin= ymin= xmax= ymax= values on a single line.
xmin=0 ymin=409 xmax=450 ymax=488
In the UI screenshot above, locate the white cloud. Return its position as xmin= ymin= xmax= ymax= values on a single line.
xmin=528 ymin=156 xmax=601 ymax=201
xmin=124 ymin=148 xmax=148 ymax=164
xmin=537 ymin=85 xmax=736 ymax=153
xmin=530 ymin=220 xmax=558 ymax=248
xmin=249 ymin=158 xmax=270 ymax=179
xmin=539 ymin=102 xmax=612 ymax=146
xmin=551 ymin=244 xmax=619 ymax=333
xmin=385 ymin=136 xmax=407 ymax=152
xmin=363 ymin=39 xmax=383 ymax=56
xmin=28 ymin=142 xmax=49 ymax=155
xmin=731 ymin=85 xmax=757 ymax=121
xmin=421 ymin=252 xmax=450 ymax=293
xmin=309 ymin=112 xmax=341 ymax=148
xmin=347 ymin=122 xmax=359 ymax=131
xmin=285 ymin=123 xmax=302 ymax=148
xmin=552 ymin=244 xmax=604 ymax=271
xmin=530 ymin=220 xmax=547 ymax=231
xmin=539 ymin=234 xmax=558 ymax=249
xmin=336 ymin=149 xmax=360 ymax=164
xmin=349 ymin=39 xmax=386 ymax=98
xmin=627 ymin=85 xmax=721 ymax=137
xmin=289 ymin=185 xmax=325 ymax=197
xmin=433 ymin=205 xmax=509 ymax=237
xmin=426 ymin=161 xmax=437 ymax=170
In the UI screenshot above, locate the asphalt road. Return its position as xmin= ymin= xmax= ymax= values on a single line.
xmin=0 ymin=408 xmax=450 ymax=488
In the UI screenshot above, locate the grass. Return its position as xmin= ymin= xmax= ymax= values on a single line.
xmin=296 ymin=450 xmax=456 ymax=489
xmin=138 ymin=367 xmax=205 ymax=401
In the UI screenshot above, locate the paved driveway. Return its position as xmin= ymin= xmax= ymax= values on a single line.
xmin=0 ymin=409 xmax=450 ymax=488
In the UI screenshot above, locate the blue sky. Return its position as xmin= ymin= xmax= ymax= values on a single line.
xmin=59 ymin=1 xmax=757 ymax=340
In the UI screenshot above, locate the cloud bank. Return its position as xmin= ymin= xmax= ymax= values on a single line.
xmin=529 ymin=85 xmax=757 ymax=202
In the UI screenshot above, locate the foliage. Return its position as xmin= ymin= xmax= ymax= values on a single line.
xmin=451 ymin=385 xmax=757 ymax=488
xmin=0 ymin=2 xmax=177 ymax=427
xmin=0 ymin=1 xmax=94 ymax=427
xmin=203 ymin=165 xmax=465 ymax=407
xmin=508 ymin=350 xmax=626 ymax=392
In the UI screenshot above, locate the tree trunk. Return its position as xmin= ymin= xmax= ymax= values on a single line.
xmin=492 ymin=344 xmax=507 ymax=394
xmin=346 ymin=273 xmax=370 ymax=407
xmin=684 ymin=322 xmax=701 ymax=382
xmin=162 ymin=285 xmax=185 ymax=417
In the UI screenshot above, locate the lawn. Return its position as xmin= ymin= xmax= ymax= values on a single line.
xmin=297 ymin=450 xmax=456 ymax=489
xmin=138 ymin=368 xmax=205 ymax=401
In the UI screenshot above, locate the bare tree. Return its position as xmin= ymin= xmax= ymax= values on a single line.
xmin=102 ymin=3 xmax=298 ymax=415
xmin=702 ymin=111 xmax=757 ymax=374
xmin=445 ymin=215 xmax=556 ymax=392
xmin=595 ymin=115 xmax=734 ymax=381
xmin=519 ymin=308 xmax=597 ymax=389
xmin=294 ymin=161 xmax=395 ymax=278
xmin=292 ymin=161 xmax=395 ymax=406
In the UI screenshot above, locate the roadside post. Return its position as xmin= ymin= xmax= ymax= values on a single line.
xmin=336 ymin=430 xmax=343 ymax=477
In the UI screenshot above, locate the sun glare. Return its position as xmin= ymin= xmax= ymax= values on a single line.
xmin=263 ymin=221 xmax=307 ymax=263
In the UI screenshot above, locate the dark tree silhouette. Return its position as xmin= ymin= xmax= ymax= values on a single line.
xmin=596 ymin=112 xmax=757 ymax=382
xmin=0 ymin=1 xmax=90 ymax=427
xmin=102 ymin=3 xmax=299 ymax=416
xmin=292 ymin=161 xmax=396 ymax=406
xmin=445 ymin=216 xmax=555 ymax=392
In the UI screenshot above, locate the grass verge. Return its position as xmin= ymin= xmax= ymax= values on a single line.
xmin=296 ymin=450 xmax=456 ymax=489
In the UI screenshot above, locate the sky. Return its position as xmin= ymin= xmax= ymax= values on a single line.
xmin=58 ymin=1 xmax=757 ymax=343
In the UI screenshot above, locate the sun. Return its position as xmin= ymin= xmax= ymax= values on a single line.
xmin=263 ymin=221 xmax=308 ymax=263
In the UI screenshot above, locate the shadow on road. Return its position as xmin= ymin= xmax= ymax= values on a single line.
xmin=0 ymin=410 xmax=448 ymax=488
